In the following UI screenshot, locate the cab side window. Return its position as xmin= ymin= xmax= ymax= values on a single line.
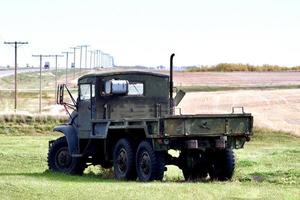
xmin=128 ymin=82 xmax=144 ymax=96
xmin=80 ymin=84 xmax=95 ymax=100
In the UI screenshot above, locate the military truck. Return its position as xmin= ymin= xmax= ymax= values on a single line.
xmin=48 ymin=54 xmax=253 ymax=181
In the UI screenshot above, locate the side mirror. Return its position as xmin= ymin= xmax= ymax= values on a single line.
xmin=57 ymin=84 xmax=64 ymax=104
xmin=105 ymin=79 xmax=129 ymax=95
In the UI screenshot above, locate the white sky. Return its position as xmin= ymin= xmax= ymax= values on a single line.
xmin=0 ymin=0 xmax=300 ymax=68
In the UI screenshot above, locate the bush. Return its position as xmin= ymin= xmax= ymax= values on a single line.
xmin=186 ymin=63 xmax=300 ymax=72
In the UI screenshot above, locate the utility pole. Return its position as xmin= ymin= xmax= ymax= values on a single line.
xmin=84 ymin=45 xmax=89 ymax=69
xmin=79 ymin=46 xmax=82 ymax=75
xmin=106 ymin=54 xmax=112 ymax=67
xmin=111 ymin=55 xmax=115 ymax=67
xmin=4 ymin=41 xmax=28 ymax=112
xmin=70 ymin=47 xmax=79 ymax=80
xmin=96 ymin=50 xmax=102 ymax=67
xmin=88 ymin=50 xmax=93 ymax=70
xmin=32 ymin=55 xmax=43 ymax=113
xmin=100 ymin=51 xmax=104 ymax=67
xmin=93 ymin=50 xmax=97 ymax=68
xmin=77 ymin=45 xmax=89 ymax=75
xmin=62 ymin=51 xmax=73 ymax=85
xmin=102 ymin=52 xmax=108 ymax=68
xmin=95 ymin=50 xmax=98 ymax=67
xmin=53 ymin=55 xmax=64 ymax=101
xmin=32 ymin=54 xmax=62 ymax=113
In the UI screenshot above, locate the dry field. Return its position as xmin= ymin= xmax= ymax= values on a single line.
xmin=179 ymin=89 xmax=300 ymax=136
xmin=1 ymin=70 xmax=300 ymax=136
xmin=172 ymin=71 xmax=300 ymax=86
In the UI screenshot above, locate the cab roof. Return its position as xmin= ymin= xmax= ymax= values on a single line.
xmin=78 ymin=70 xmax=169 ymax=81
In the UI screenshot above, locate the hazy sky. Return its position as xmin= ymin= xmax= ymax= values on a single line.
xmin=0 ymin=0 xmax=300 ymax=67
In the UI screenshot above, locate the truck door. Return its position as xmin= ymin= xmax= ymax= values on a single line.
xmin=78 ymin=83 xmax=95 ymax=137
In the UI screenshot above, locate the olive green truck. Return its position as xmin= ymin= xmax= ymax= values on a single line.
xmin=48 ymin=54 xmax=253 ymax=181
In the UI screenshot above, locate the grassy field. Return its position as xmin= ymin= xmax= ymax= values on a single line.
xmin=0 ymin=122 xmax=299 ymax=200
xmin=0 ymin=69 xmax=81 ymax=113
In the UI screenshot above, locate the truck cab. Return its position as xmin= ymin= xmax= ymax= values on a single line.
xmin=76 ymin=71 xmax=170 ymax=138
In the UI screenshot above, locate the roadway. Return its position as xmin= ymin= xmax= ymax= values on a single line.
xmin=0 ymin=68 xmax=42 ymax=78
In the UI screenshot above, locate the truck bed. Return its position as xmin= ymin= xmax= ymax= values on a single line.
xmin=162 ymin=113 xmax=253 ymax=137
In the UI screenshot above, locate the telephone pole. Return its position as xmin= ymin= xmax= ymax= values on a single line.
xmin=62 ymin=51 xmax=73 ymax=85
xmin=95 ymin=50 xmax=98 ymax=67
xmin=85 ymin=45 xmax=89 ymax=69
xmin=96 ymin=50 xmax=102 ymax=67
xmin=70 ymin=47 xmax=79 ymax=80
xmin=89 ymin=50 xmax=93 ymax=69
xmin=111 ymin=55 xmax=115 ymax=67
xmin=77 ymin=45 xmax=89 ymax=74
xmin=32 ymin=54 xmax=62 ymax=113
xmin=93 ymin=50 xmax=96 ymax=68
xmin=4 ymin=41 xmax=28 ymax=112
xmin=53 ymin=55 xmax=64 ymax=101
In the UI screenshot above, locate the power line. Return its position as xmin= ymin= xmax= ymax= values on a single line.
xmin=4 ymin=41 xmax=28 ymax=112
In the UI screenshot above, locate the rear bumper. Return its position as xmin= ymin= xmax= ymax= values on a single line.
xmin=152 ymin=134 xmax=249 ymax=151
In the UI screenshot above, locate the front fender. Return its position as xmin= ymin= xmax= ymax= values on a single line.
xmin=53 ymin=124 xmax=78 ymax=154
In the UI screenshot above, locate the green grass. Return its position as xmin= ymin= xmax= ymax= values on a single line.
xmin=0 ymin=126 xmax=299 ymax=199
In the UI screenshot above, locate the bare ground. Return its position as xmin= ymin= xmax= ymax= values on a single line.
xmin=179 ymin=89 xmax=300 ymax=137
xmin=172 ymin=71 xmax=300 ymax=86
xmin=2 ymin=70 xmax=300 ymax=136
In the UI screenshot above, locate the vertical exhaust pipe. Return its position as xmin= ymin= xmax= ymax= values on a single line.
xmin=170 ymin=53 xmax=175 ymax=113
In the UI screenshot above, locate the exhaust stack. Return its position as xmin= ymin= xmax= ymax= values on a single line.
xmin=170 ymin=53 xmax=175 ymax=113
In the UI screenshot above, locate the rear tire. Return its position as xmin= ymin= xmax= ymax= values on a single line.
xmin=180 ymin=151 xmax=209 ymax=181
xmin=113 ymin=138 xmax=136 ymax=180
xmin=208 ymin=149 xmax=235 ymax=181
xmin=48 ymin=137 xmax=86 ymax=175
xmin=136 ymin=141 xmax=165 ymax=182
xmin=182 ymin=168 xmax=208 ymax=181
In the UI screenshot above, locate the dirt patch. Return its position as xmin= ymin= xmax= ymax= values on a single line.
xmin=178 ymin=89 xmax=300 ymax=137
xmin=172 ymin=71 xmax=300 ymax=87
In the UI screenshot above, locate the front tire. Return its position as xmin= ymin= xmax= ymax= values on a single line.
xmin=113 ymin=138 xmax=136 ymax=180
xmin=48 ymin=136 xmax=86 ymax=175
xmin=136 ymin=141 xmax=165 ymax=182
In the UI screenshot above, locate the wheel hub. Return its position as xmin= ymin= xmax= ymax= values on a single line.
xmin=56 ymin=147 xmax=71 ymax=169
xmin=140 ymin=152 xmax=151 ymax=176
xmin=117 ymin=148 xmax=128 ymax=173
